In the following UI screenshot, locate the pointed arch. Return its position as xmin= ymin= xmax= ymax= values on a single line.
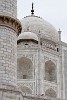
xmin=45 ymin=60 xmax=57 ymax=82
xmin=21 ymin=86 xmax=32 ymax=94
xmin=17 ymin=57 xmax=33 ymax=79
xmin=45 ymin=88 xmax=57 ymax=98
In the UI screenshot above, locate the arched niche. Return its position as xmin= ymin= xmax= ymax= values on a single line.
xmin=45 ymin=60 xmax=57 ymax=82
xmin=17 ymin=57 xmax=33 ymax=79
xmin=21 ymin=86 xmax=32 ymax=94
xmin=45 ymin=88 xmax=57 ymax=98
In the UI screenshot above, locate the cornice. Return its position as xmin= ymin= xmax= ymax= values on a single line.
xmin=17 ymin=39 xmax=38 ymax=44
xmin=0 ymin=16 xmax=22 ymax=34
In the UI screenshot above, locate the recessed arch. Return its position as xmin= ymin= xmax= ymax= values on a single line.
xmin=45 ymin=88 xmax=57 ymax=98
xmin=45 ymin=60 xmax=57 ymax=82
xmin=17 ymin=57 xmax=33 ymax=79
xmin=21 ymin=86 xmax=32 ymax=94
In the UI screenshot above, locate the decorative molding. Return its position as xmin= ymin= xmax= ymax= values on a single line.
xmin=0 ymin=83 xmax=22 ymax=93
xmin=0 ymin=15 xmax=22 ymax=34
xmin=18 ymin=82 xmax=34 ymax=90
xmin=44 ymin=56 xmax=57 ymax=66
xmin=44 ymin=82 xmax=57 ymax=92
xmin=17 ymin=39 xmax=38 ymax=44
xmin=17 ymin=41 xmax=38 ymax=49
xmin=18 ymin=54 xmax=34 ymax=61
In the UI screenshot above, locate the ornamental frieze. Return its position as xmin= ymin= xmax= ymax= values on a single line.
xmin=0 ymin=16 xmax=22 ymax=34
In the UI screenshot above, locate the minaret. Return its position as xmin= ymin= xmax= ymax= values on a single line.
xmin=0 ymin=0 xmax=22 ymax=99
xmin=58 ymin=28 xmax=61 ymax=41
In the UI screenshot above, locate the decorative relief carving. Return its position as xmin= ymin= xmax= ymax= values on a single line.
xmin=18 ymin=54 xmax=34 ymax=62
xmin=40 ymin=38 xmax=58 ymax=52
xmin=44 ymin=56 xmax=57 ymax=66
xmin=17 ymin=42 xmax=38 ymax=48
xmin=44 ymin=82 xmax=57 ymax=92
xmin=0 ymin=16 xmax=22 ymax=34
xmin=18 ymin=82 xmax=34 ymax=90
xmin=45 ymin=88 xmax=57 ymax=98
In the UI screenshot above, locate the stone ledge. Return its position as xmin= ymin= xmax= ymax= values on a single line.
xmin=0 ymin=83 xmax=23 ymax=94
xmin=23 ymin=94 xmax=63 ymax=100
xmin=0 ymin=16 xmax=22 ymax=34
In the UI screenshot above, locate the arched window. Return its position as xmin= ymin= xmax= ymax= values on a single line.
xmin=45 ymin=60 xmax=57 ymax=82
xmin=45 ymin=88 xmax=57 ymax=98
xmin=17 ymin=57 xmax=33 ymax=79
xmin=21 ymin=86 xmax=32 ymax=94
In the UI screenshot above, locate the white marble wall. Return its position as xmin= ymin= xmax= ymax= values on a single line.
xmin=17 ymin=41 xmax=62 ymax=99
xmin=62 ymin=45 xmax=67 ymax=99
xmin=0 ymin=26 xmax=17 ymax=86
xmin=0 ymin=0 xmax=17 ymax=18
xmin=0 ymin=0 xmax=23 ymax=100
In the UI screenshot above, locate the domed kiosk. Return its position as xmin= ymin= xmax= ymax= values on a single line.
xmin=17 ymin=3 xmax=62 ymax=98
xmin=18 ymin=32 xmax=38 ymax=44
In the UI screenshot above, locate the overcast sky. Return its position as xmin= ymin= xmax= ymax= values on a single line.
xmin=17 ymin=0 xmax=67 ymax=43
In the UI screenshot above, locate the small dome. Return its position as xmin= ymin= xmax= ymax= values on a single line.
xmin=18 ymin=32 xmax=38 ymax=41
xmin=20 ymin=15 xmax=59 ymax=42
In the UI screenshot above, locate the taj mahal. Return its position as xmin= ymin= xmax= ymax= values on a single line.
xmin=0 ymin=0 xmax=67 ymax=100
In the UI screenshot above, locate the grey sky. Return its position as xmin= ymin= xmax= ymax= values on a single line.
xmin=17 ymin=0 xmax=67 ymax=43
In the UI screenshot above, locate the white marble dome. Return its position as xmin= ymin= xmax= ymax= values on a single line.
xmin=20 ymin=15 xmax=59 ymax=42
xmin=18 ymin=32 xmax=38 ymax=41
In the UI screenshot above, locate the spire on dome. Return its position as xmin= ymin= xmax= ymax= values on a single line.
xmin=31 ymin=2 xmax=34 ymax=15
xmin=58 ymin=28 xmax=62 ymax=33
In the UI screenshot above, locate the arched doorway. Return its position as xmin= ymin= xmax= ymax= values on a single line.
xmin=45 ymin=60 xmax=57 ymax=82
xmin=45 ymin=88 xmax=57 ymax=98
xmin=21 ymin=86 xmax=32 ymax=94
xmin=17 ymin=57 xmax=33 ymax=79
